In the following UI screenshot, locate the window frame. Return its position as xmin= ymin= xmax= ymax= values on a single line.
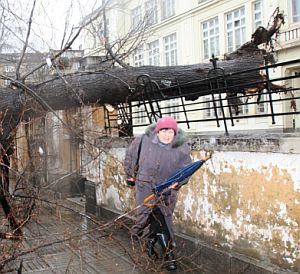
xmin=145 ymin=0 xmax=158 ymax=26
xmin=161 ymin=0 xmax=175 ymax=20
xmin=292 ymin=0 xmax=300 ymax=23
xmin=148 ymin=39 xmax=160 ymax=66
xmin=256 ymin=90 xmax=268 ymax=114
xmin=204 ymin=95 xmax=223 ymax=118
xmin=131 ymin=5 xmax=142 ymax=32
xmin=164 ymin=98 xmax=180 ymax=120
xmin=135 ymin=105 xmax=147 ymax=124
xmin=133 ymin=46 xmax=144 ymax=67
xmin=202 ymin=16 xmax=220 ymax=60
xmin=253 ymin=0 xmax=263 ymax=30
xmin=226 ymin=6 xmax=246 ymax=52
xmin=164 ymin=33 xmax=177 ymax=66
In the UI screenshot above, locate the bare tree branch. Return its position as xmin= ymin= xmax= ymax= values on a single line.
xmin=15 ymin=0 xmax=36 ymax=80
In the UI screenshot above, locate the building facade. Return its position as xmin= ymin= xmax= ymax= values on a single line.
xmin=82 ymin=0 xmax=300 ymax=135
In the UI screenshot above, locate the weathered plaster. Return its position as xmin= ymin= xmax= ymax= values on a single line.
xmin=176 ymin=150 xmax=300 ymax=269
xmin=95 ymin=147 xmax=135 ymax=211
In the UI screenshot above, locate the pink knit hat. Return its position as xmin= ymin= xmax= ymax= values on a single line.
xmin=155 ymin=116 xmax=178 ymax=133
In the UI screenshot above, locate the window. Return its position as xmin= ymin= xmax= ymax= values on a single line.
xmin=4 ymin=79 xmax=11 ymax=87
xmin=162 ymin=0 xmax=175 ymax=20
xmin=226 ymin=7 xmax=246 ymax=52
xmin=257 ymin=91 xmax=268 ymax=113
xmin=292 ymin=0 xmax=300 ymax=23
xmin=253 ymin=0 xmax=263 ymax=29
xmin=165 ymin=99 xmax=180 ymax=120
xmin=237 ymin=96 xmax=249 ymax=115
xmin=4 ymin=65 xmax=15 ymax=73
xmin=131 ymin=6 xmax=142 ymax=32
xmin=148 ymin=40 xmax=160 ymax=66
xmin=164 ymin=33 xmax=177 ymax=66
xmin=145 ymin=0 xmax=158 ymax=26
xmin=202 ymin=17 xmax=220 ymax=60
xmin=204 ymin=95 xmax=223 ymax=118
xmin=134 ymin=46 xmax=144 ymax=67
xmin=135 ymin=105 xmax=147 ymax=124
xmin=72 ymin=62 xmax=80 ymax=71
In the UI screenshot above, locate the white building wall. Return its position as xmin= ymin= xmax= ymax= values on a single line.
xmin=81 ymin=0 xmax=300 ymax=135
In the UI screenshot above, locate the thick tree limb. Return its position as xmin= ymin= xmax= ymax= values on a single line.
xmin=0 ymin=47 xmax=269 ymax=141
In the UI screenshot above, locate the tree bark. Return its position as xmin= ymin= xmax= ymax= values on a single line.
xmin=25 ymin=49 xmax=265 ymax=104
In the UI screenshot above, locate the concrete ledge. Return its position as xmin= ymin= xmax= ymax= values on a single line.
xmin=190 ymin=133 xmax=300 ymax=153
xmin=97 ymin=133 xmax=300 ymax=153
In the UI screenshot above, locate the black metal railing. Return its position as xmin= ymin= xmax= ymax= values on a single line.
xmin=108 ymin=58 xmax=300 ymax=136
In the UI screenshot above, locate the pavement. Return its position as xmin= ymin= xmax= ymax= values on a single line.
xmin=2 ymin=197 xmax=204 ymax=274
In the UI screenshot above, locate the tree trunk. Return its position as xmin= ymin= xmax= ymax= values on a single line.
xmin=35 ymin=49 xmax=265 ymax=104
xmin=0 ymin=47 xmax=269 ymax=142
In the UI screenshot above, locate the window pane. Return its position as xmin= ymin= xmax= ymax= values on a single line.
xmin=134 ymin=46 xmax=144 ymax=67
xmin=165 ymin=99 xmax=180 ymax=120
xmin=253 ymin=0 xmax=263 ymax=29
xmin=292 ymin=0 xmax=300 ymax=22
xmin=226 ymin=7 xmax=246 ymax=52
xmin=145 ymin=0 xmax=158 ymax=26
xmin=148 ymin=40 xmax=160 ymax=66
xmin=202 ymin=17 xmax=220 ymax=59
xmin=131 ymin=6 xmax=142 ymax=32
xmin=162 ymin=0 xmax=175 ymax=19
xmin=164 ymin=33 xmax=177 ymax=65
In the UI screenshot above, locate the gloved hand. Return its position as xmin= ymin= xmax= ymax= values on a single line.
xmin=126 ymin=178 xmax=136 ymax=187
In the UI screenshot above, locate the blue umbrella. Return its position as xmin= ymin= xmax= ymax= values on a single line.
xmin=144 ymin=154 xmax=211 ymax=206
xmin=154 ymin=160 xmax=205 ymax=194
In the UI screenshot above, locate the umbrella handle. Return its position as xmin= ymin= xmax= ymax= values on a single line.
xmin=143 ymin=193 xmax=156 ymax=207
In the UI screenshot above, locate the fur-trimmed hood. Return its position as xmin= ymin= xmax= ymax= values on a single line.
xmin=145 ymin=123 xmax=188 ymax=148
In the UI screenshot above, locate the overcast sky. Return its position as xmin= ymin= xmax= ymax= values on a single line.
xmin=9 ymin=0 xmax=100 ymax=52
xmin=36 ymin=0 xmax=99 ymax=50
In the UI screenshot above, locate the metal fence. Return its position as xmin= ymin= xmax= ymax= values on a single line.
xmin=105 ymin=58 xmax=300 ymax=136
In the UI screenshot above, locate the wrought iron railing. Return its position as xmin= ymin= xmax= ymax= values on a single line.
xmin=105 ymin=58 xmax=300 ymax=136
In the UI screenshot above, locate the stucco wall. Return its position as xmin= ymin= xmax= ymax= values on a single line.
xmin=84 ymin=134 xmax=300 ymax=272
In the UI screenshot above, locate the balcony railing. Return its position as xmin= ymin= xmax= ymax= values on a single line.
xmin=279 ymin=27 xmax=300 ymax=44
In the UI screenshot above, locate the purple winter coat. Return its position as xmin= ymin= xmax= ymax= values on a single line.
xmin=124 ymin=124 xmax=192 ymax=241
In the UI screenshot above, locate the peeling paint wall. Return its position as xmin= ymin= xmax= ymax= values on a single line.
xmin=91 ymin=135 xmax=300 ymax=272
xmin=177 ymin=150 xmax=300 ymax=270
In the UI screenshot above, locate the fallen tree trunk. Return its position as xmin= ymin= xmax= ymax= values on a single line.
xmin=0 ymin=47 xmax=275 ymax=142
xmin=31 ymin=48 xmax=265 ymax=106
